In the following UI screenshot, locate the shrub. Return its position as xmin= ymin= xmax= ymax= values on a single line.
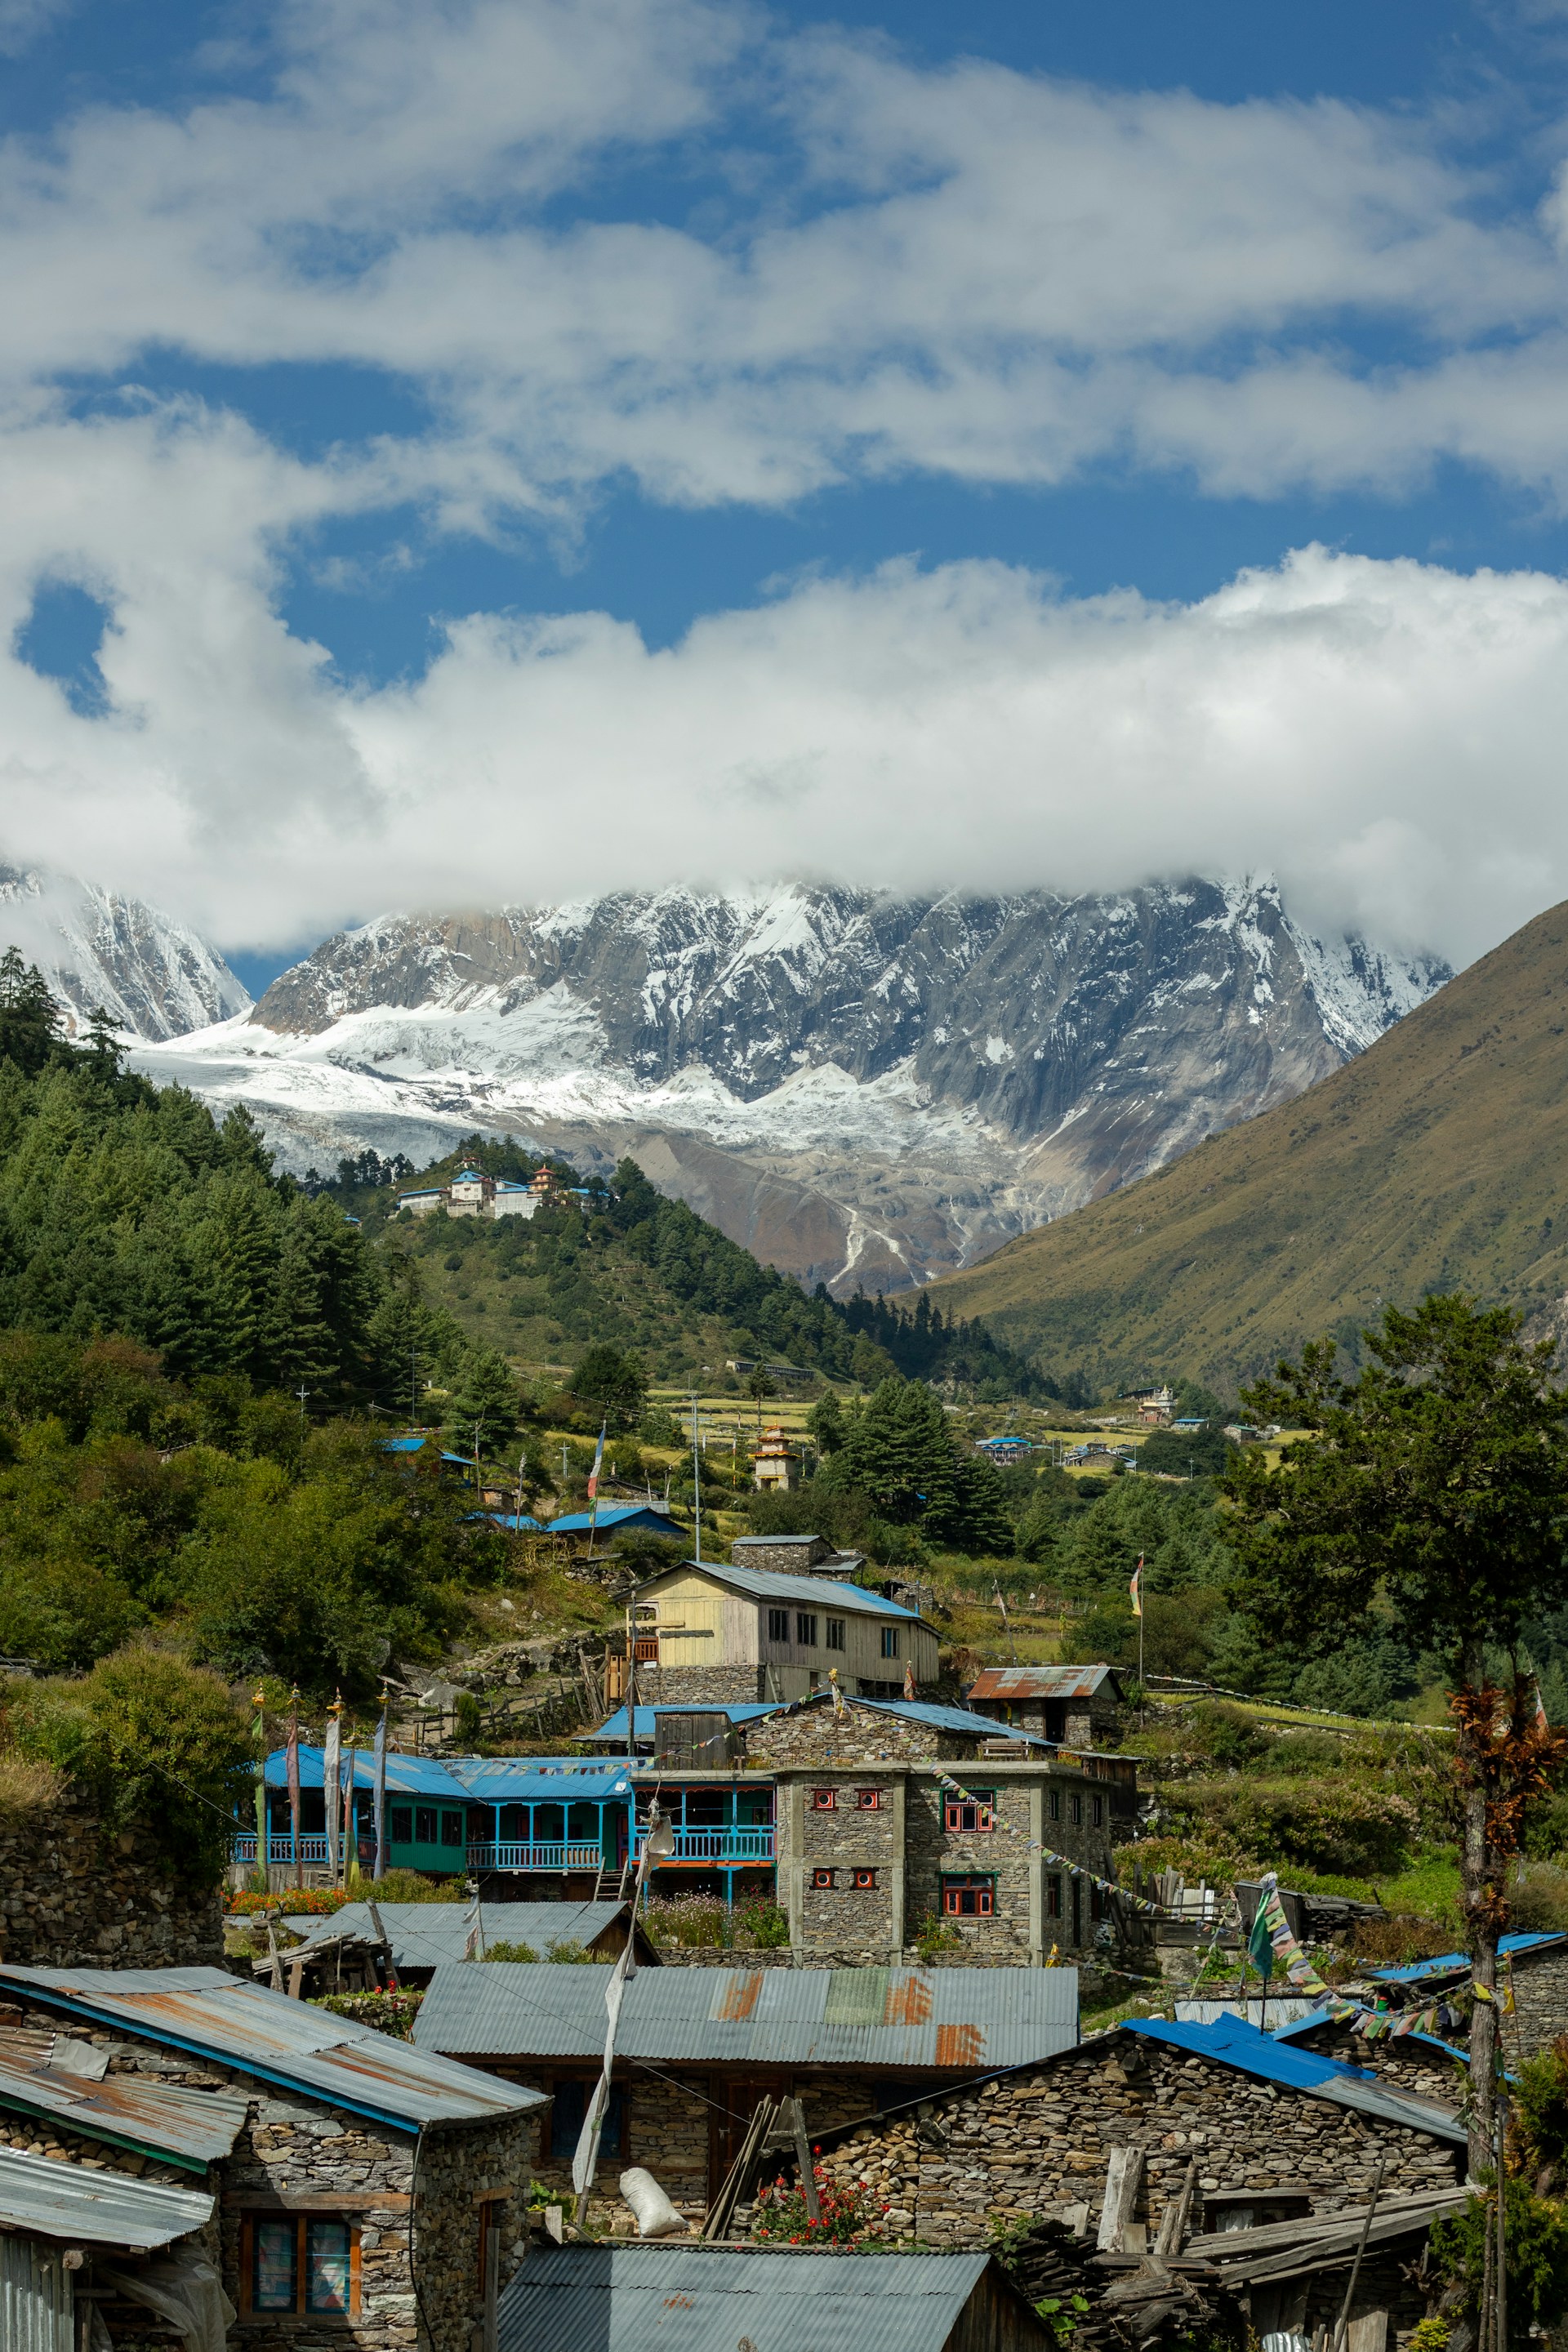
xmin=368 ymin=1869 xmax=467 ymax=1903
xmin=752 ymin=2167 xmax=886 ymax=2245
xmin=1346 ymin=1913 xmax=1461 ymax=1967
xmin=313 ymin=1989 xmax=425 ymax=2040
xmin=1267 ymin=1731 xmax=1347 ymax=1776
xmin=915 ymin=1912 xmax=963 ymax=1962
xmin=734 ymin=1896 xmax=790 ymax=1949
xmin=1507 ymin=1863 xmax=1568 ymax=1936
xmin=1430 ymin=2180 xmax=1568 ymax=2349
xmin=1181 ymin=1701 xmax=1276 ymax=1767
xmin=644 ymin=1895 xmax=730 ymax=1949
xmin=227 ymin=1887 xmax=349 ymax=1918
xmin=545 ymin=1938 xmax=595 ymax=1963
xmin=1176 ymin=1780 xmax=1419 ymax=1878
xmin=480 ymin=1939 xmax=538 ymax=1962
xmin=1512 ymin=2037 xmax=1568 ymax=2184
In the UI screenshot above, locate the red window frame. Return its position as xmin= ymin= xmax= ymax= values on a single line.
xmin=942 ymin=1877 xmax=994 ymax=1918
xmin=855 ymin=1788 xmax=882 ymax=1810
xmin=811 ymin=1788 xmax=837 ymax=1811
xmin=812 ymin=1868 xmax=835 ymax=1890
xmin=853 ymin=1868 xmax=877 ymax=1891
xmin=944 ymin=1794 xmax=994 ymax=1834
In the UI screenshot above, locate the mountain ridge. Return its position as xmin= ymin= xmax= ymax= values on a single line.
xmin=136 ymin=877 xmax=1446 ymax=1297
xmin=927 ymin=898 xmax=1568 ymax=1392
xmin=0 ymin=862 xmax=249 ymax=1040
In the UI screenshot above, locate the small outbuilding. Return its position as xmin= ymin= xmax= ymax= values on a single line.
xmin=497 ymin=2243 xmax=1054 ymax=2352
xmin=965 ymin=1664 xmax=1126 ymax=1747
xmin=282 ymin=1898 xmax=660 ymax=1983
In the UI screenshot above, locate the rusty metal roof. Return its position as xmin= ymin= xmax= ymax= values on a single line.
xmin=0 ymin=2145 xmax=213 ymax=2251
xmin=0 ymin=1966 xmax=545 ymax=2136
xmin=967 ymin=1666 xmax=1124 ymax=1701
xmin=498 ymin=2246 xmax=1038 ymax=2352
xmin=0 ymin=2049 xmax=247 ymax=2172
xmin=415 ymin=1962 xmax=1077 ymax=2072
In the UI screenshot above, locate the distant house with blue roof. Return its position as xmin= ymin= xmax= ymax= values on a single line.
xmin=395 ymin=1164 xmax=546 ymax=1222
xmin=544 ymin=1503 xmax=684 ymax=1540
xmin=630 ymin=1557 xmax=940 ymax=1707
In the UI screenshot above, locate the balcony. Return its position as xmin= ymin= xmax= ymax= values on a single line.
xmin=635 ymin=1828 xmax=775 ymax=1864
xmin=232 ymin=1835 xmax=332 ymax=1867
xmin=466 ymin=1842 xmax=603 ymax=1873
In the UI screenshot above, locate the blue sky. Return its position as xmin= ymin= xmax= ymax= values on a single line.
xmin=5 ymin=0 xmax=1568 ymax=982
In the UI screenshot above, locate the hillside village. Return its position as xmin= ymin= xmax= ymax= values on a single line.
xmin=3 ymin=948 xmax=1568 ymax=2352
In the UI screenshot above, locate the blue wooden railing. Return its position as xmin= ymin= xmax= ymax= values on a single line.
xmin=636 ymin=1828 xmax=775 ymax=1863
xmin=465 ymin=1842 xmax=604 ymax=1873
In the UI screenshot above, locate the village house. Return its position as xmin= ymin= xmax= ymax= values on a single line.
xmin=0 ymin=2136 xmax=221 ymax=2349
xmin=0 ymin=1960 xmax=543 ymax=2352
xmin=965 ymin=1664 xmax=1127 ymax=1748
xmin=281 ymin=1898 xmax=661 ymax=1984
xmin=626 ymin=1558 xmax=941 ymax=1704
xmin=394 ymin=1165 xmax=551 ymax=1220
xmin=794 ymin=2012 xmax=1464 ymax=2253
xmin=412 ymin=1958 xmax=1077 ymax=2226
xmin=728 ymin=1531 xmax=868 ymax=1578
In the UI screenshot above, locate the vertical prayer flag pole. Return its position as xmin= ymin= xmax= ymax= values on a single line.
xmin=286 ymin=1688 xmax=302 ymax=1891
xmin=252 ymin=1687 xmax=269 ymax=1888
xmin=323 ymin=1695 xmax=343 ymax=1887
xmin=1129 ymin=1556 xmax=1145 ymax=1702
xmin=1247 ymin=1878 xmax=1276 ymax=2034
xmin=372 ymin=1686 xmax=390 ymax=1883
xmin=586 ymin=1422 xmax=605 ymax=1561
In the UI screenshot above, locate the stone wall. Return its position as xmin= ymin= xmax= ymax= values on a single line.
xmin=1508 ymin=1950 xmax=1568 ymax=2059
xmin=1293 ymin=2024 xmax=1468 ymax=2107
xmin=636 ymin=1664 xmax=764 ymax=1705
xmin=2 ymin=1989 xmax=532 ymax=2352
xmin=748 ymin=1707 xmax=965 ymax=1767
xmin=0 ymin=1799 xmax=221 ymax=1968
xmin=805 ymin=2034 xmax=1463 ymax=2247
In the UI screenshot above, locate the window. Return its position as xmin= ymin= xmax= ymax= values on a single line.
xmin=880 ymin=1627 xmax=899 ymax=1659
xmin=247 ymin=2216 xmax=359 ymax=2318
xmin=941 ymin=1876 xmax=994 ymax=1918
xmin=441 ymin=1810 xmax=464 ymax=1847
xmin=1046 ymin=1873 xmax=1062 ymax=1918
xmin=853 ymin=1869 xmax=878 ymax=1891
xmin=811 ymin=1788 xmax=837 ymax=1811
xmin=812 ymin=1868 xmax=836 ymax=1890
xmin=945 ymin=1791 xmax=995 ymax=1835
xmin=414 ymin=1806 xmax=438 ymax=1845
xmin=826 ymin=1618 xmax=846 ymax=1651
xmin=390 ymin=1806 xmax=412 ymax=1845
xmin=855 ymin=1788 xmax=882 ymax=1811
xmin=768 ymin=1607 xmax=790 ymax=1642
xmin=1049 ymin=1790 xmax=1061 ymax=1822
xmin=1069 ymin=1793 xmax=1083 ymax=1827
xmin=549 ymin=2079 xmax=625 ymax=2161
xmin=795 ymin=1611 xmax=817 ymax=1646
xmin=1091 ymin=1794 xmax=1104 ymax=1829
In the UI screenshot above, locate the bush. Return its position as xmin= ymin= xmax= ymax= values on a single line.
xmin=1175 ymin=1780 xmax=1419 ymax=1878
xmin=368 ymin=1869 xmax=467 ymax=1903
xmin=1507 ymin=1863 xmax=1568 ymax=1936
xmin=1346 ymin=1913 xmax=1462 ymax=1967
xmin=1514 ymin=2036 xmax=1568 ymax=2182
xmin=227 ymin=1887 xmax=349 ymax=1918
xmin=480 ymin=1939 xmax=538 ymax=1962
xmin=545 ymin=1938 xmax=595 ymax=1962
xmin=312 ymin=1989 xmax=425 ymax=2040
xmin=1267 ymin=1731 xmax=1347 ymax=1776
xmin=1182 ymin=1701 xmax=1276 ymax=1767
xmin=752 ymin=2168 xmax=887 ymax=2245
xmin=1430 ymin=2180 xmax=1568 ymax=2349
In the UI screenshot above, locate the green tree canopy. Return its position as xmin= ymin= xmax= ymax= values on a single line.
xmin=817 ymin=1375 xmax=1012 ymax=1555
xmin=568 ymin=1343 xmax=647 ymax=1435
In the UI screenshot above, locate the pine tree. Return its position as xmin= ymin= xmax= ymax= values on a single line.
xmin=444 ymin=1348 xmax=521 ymax=1456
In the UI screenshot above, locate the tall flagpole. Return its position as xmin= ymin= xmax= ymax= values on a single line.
xmin=690 ymin=1392 xmax=702 ymax=1562
xmin=372 ymin=1687 xmax=390 ymax=1883
xmin=586 ymin=1421 xmax=605 ymax=1561
xmin=323 ymin=1695 xmax=343 ymax=1889
xmin=252 ymin=1688 xmax=269 ymax=1890
xmin=287 ymin=1688 xmax=303 ymax=1891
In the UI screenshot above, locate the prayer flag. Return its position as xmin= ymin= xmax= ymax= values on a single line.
xmin=1129 ymin=1557 xmax=1143 ymax=1618
xmin=587 ymin=1425 xmax=605 ymax=1503
xmin=323 ymin=1700 xmax=341 ymax=1883
xmin=904 ymin=1659 xmax=916 ymax=1700
xmin=372 ymin=1700 xmax=388 ymax=1882
xmin=1247 ymin=1891 xmax=1275 ymax=1982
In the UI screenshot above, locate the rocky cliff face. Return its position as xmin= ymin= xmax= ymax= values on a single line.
xmin=139 ymin=879 xmax=1447 ymax=1294
xmin=0 ymin=863 xmax=250 ymax=1040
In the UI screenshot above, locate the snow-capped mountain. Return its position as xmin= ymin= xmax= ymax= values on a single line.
xmin=0 ymin=864 xmax=250 ymax=1040
xmin=136 ymin=880 xmax=1449 ymax=1296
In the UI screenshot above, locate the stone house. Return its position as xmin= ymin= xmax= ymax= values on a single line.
xmin=794 ymin=2014 xmax=1465 ymax=2251
xmin=0 ymin=1961 xmax=544 ymax=2352
xmin=412 ymin=1958 xmax=1077 ymax=2228
xmin=728 ymin=1533 xmax=867 ymax=1578
xmin=964 ymin=1665 xmax=1126 ymax=1748
xmin=1365 ymin=1928 xmax=1568 ymax=2063
xmin=751 ymin=1425 xmax=800 ymax=1494
xmin=629 ymin=1560 xmax=941 ymax=1704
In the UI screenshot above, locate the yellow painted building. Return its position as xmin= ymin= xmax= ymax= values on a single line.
xmin=631 ymin=1560 xmax=940 ymax=1704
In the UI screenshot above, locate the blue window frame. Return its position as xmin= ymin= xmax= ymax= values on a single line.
xmin=550 ymin=2079 xmax=626 ymax=2160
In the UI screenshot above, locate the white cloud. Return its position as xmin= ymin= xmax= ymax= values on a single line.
xmin=2 ymin=472 xmax=1566 ymax=969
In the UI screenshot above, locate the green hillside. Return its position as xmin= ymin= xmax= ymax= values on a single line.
xmin=931 ymin=898 xmax=1568 ymax=1394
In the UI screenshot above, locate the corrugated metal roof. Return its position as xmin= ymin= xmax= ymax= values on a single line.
xmin=1372 ymin=1931 xmax=1568 ymax=1984
xmin=1125 ymin=2017 xmax=1466 ymax=2144
xmin=0 ymin=2145 xmax=213 ymax=2251
xmin=968 ymin=1666 xmax=1122 ymax=1701
xmin=415 ymin=1961 xmax=1077 ymax=2071
xmin=642 ymin=1561 xmax=919 ymax=1619
xmin=1174 ymin=1997 xmax=1325 ymax=2031
xmin=498 ymin=2246 xmax=1016 ymax=2352
xmin=261 ymin=1747 xmax=632 ymax=1799
xmin=546 ymin=1508 xmax=683 ymax=1535
xmin=0 ymin=2051 xmax=247 ymax=2171
xmin=1272 ymin=2009 xmax=1473 ymax=2069
xmin=0 ymin=1967 xmax=545 ymax=2135
xmin=285 ymin=1902 xmax=642 ymax=1972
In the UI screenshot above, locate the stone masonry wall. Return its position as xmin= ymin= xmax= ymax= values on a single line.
xmin=1508 ymin=1952 xmax=1568 ymax=2059
xmin=1296 ymin=2025 xmax=1468 ymax=2107
xmin=748 ymin=1708 xmax=960 ymax=1767
xmin=3 ymin=1990 xmax=530 ymax=2352
xmin=637 ymin=1665 xmax=764 ymax=1705
xmin=808 ymin=2035 xmax=1463 ymax=2247
xmin=0 ymin=1800 xmax=222 ymax=1967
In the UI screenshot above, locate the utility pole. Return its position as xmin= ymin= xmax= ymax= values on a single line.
xmin=690 ymin=1391 xmax=702 ymax=1563
xmin=294 ymin=1385 xmax=311 ymax=1423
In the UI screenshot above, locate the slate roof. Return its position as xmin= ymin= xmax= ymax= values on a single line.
xmin=0 ymin=1966 xmax=545 ymax=2135
xmin=497 ymin=2246 xmax=1038 ymax=2352
xmin=415 ymin=1961 xmax=1078 ymax=2071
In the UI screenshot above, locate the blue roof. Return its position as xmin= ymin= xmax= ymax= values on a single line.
xmin=453 ymin=1167 xmax=484 ymax=1182
xmin=261 ymin=1746 xmax=634 ymax=1803
xmin=379 ymin=1436 xmax=426 ymax=1453
xmin=1372 ymin=1931 xmax=1567 ymax=1984
xmin=1272 ymin=2008 xmax=1473 ymax=2067
xmin=1121 ymin=2015 xmax=1465 ymax=2141
xmin=547 ymin=1505 xmax=684 ymax=1535
xmin=652 ymin=1559 xmax=920 ymax=1619
xmin=587 ymin=1704 xmax=787 ymax=1744
xmin=470 ymin=1512 xmax=546 ymax=1532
